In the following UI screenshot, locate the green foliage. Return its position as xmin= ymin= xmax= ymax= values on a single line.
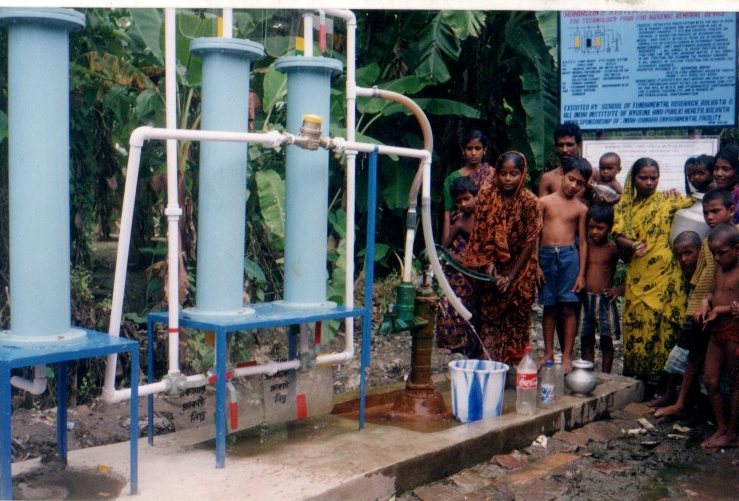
xmin=254 ymin=169 xmax=286 ymax=250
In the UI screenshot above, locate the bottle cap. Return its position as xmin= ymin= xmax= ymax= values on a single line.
xmin=545 ymin=360 xmax=553 ymax=367
xmin=524 ymin=345 xmax=531 ymax=353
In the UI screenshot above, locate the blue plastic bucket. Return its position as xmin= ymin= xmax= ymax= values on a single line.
xmin=449 ymin=359 xmax=509 ymax=423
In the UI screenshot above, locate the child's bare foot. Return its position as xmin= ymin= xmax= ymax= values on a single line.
xmin=653 ymin=403 xmax=685 ymax=418
xmin=648 ymin=393 xmax=673 ymax=408
xmin=701 ymin=429 xmax=730 ymax=449
xmin=709 ymin=431 xmax=737 ymax=449
xmin=562 ymin=356 xmax=572 ymax=374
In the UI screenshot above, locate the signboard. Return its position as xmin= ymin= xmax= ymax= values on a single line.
xmin=560 ymin=12 xmax=737 ymax=130
xmin=582 ymin=137 xmax=720 ymax=193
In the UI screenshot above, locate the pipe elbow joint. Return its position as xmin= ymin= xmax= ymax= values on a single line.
xmin=129 ymin=126 xmax=152 ymax=148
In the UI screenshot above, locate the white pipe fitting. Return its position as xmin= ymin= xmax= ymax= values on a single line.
xmin=10 ymin=365 xmax=47 ymax=395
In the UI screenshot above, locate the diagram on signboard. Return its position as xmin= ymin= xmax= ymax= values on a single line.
xmin=572 ymin=27 xmax=622 ymax=53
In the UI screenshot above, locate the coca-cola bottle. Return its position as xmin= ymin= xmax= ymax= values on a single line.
xmin=516 ymin=346 xmax=538 ymax=415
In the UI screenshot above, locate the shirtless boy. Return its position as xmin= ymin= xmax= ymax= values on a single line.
xmin=443 ymin=176 xmax=477 ymax=249
xmin=695 ymin=224 xmax=739 ymax=449
xmin=539 ymin=156 xmax=592 ymax=370
xmin=579 ymin=203 xmax=623 ymax=373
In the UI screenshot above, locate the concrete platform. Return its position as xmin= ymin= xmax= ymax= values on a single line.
xmin=11 ymin=374 xmax=642 ymax=500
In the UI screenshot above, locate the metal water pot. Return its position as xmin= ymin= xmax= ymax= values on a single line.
xmin=669 ymin=193 xmax=709 ymax=247
xmin=565 ymin=360 xmax=597 ymax=396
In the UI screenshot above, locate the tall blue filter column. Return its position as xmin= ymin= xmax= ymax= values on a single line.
xmin=275 ymin=57 xmax=343 ymax=308
xmin=186 ymin=38 xmax=264 ymax=320
xmin=0 ymin=9 xmax=86 ymax=344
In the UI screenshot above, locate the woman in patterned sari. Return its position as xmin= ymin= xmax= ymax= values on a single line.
xmin=613 ymin=158 xmax=694 ymax=382
xmin=461 ymin=151 xmax=541 ymax=365
xmin=436 ymin=130 xmax=495 ymax=354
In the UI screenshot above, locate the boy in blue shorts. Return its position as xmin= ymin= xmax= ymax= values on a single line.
xmin=539 ymin=157 xmax=592 ymax=371
xmin=579 ymin=203 xmax=624 ymax=373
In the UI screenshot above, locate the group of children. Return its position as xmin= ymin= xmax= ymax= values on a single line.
xmin=438 ymin=124 xmax=739 ymax=449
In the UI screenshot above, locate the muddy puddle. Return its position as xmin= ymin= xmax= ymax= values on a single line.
xmin=12 ymin=463 xmax=126 ymax=500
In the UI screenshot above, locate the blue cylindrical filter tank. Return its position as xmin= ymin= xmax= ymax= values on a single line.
xmin=0 ymin=9 xmax=86 ymax=344
xmin=275 ymin=57 xmax=343 ymax=308
xmin=185 ymin=38 xmax=264 ymax=320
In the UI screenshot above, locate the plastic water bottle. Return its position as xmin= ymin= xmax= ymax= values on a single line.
xmin=539 ymin=360 xmax=556 ymax=408
xmin=516 ymin=346 xmax=538 ymax=415
xmin=553 ymin=353 xmax=565 ymax=402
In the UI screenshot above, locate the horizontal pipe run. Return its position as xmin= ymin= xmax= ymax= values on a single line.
xmin=233 ymin=359 xmax=301 ymax=378
xmin=103 ymin=380 xmax=170 ymax=404
xmin=130 ymin=126 xmax=286 ymax=148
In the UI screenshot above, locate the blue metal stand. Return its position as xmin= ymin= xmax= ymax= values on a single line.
xmin=145 ymin=150 xmax=380 ymax=467
xmin=0 ymin=330 xmax=139 ymax=500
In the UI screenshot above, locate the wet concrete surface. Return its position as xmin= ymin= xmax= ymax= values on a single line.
xmin=12 ymin=463 xmax=126 ymax=500
xmin=398 ymin=402 xmax=739 ymax=501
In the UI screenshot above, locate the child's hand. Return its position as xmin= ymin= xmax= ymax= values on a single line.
xmin=536 ymin=266 xmax=545 ymax=287
xmin=633 ymin=241 xmax=648 ymax=257
xmin=496 ymin=275 xmax=511 ymax=293
xmin=485 ymin=262 xmax=496 ymax=277
xmin=603 ymin=287 xmax=620 ymax=301
xmin=694 ymin=299 xmax=711 ymax=323
xmin=705 ymin=308 xmax=719 ymax=323
xmin=731 ymin=300 xmax=739 ymax=318
xmin=573 ymin=275 xmax=585 ymax=293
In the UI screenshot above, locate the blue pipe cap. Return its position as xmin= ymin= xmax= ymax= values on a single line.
xmin=190 ymin=37 xmax=265 ymax=60
xmin=274 ymin=56 xmax=343 ymax=76
xmin=0 ymin=8 xmax=85 ymax=30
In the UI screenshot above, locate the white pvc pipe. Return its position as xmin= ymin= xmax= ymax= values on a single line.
xmin=164 ymin=7 xmax=180 ymax=377
xmin=10 ymin=365 xmax=47 ymax=395
xmin=233 ymin=359 xmax=301 ymax=378
xmin=103 ymin=126 xmax=288 ymax=403
xmin=221 ymin=9 xmax=233 ymax=38
xmin=303 ymin=14 xmax=313 ymax=57
xmin=316 ymin=9 xmax=357 ymax=366
xmin=402 ymin=226 xmax=415 ymax=282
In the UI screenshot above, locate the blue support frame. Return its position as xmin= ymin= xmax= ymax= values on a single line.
xmin=0 ymin=330 xmax=139 ymax=500
xmin=144 ymin=151 xmax=380 ymax=467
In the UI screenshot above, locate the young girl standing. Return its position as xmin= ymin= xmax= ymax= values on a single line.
xmin=441 ymin=130 xmax=495 ymax=245
xmin=436 ymin=131 xmax=495 ymax=354
xmin=462 ymin=152 xmax=541 ymax=365
xmin=713 ymin=144 xmax=739 ymax=224
xmin=613 ymin=158 xmax=694 ymax=385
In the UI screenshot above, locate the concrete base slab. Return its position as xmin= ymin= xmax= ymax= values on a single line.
xmin=10 ymin=373 xmax=642 ymax=500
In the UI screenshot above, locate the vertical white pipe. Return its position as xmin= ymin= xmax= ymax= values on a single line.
xmin=104 ymin=139 xmax=145 ymax=399
xmin=303 ymin=14 xmax=313 ymax=57
xmin=165 ymin=8 xmax=181 ymax=375
xmin=221 ymin=8 xmax=233 ymax=39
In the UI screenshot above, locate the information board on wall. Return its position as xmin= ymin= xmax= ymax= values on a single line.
xmin=582 ymin=137 xmax=720 ymax=194
xmin=560 ymin=12 xmax=737 ymax=130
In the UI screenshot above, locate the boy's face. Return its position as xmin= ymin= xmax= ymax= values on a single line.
xmin=709 ymin=237 xmax=739 ymax=271
xmin=713 ymin=158 xmax=738 ymax=190
xmin=555 ymin=135 xmax=579 ymax=161
xmin=686 ymin=163 xmax=712 ymax=191
xmin=560 ymin=170 xmax=586 ymax=198
xmin=587 ymin=219 xmax=610 ymax=245
xmin=674 ymin=241 xmax=700 ymax=276
xmin=453 ymin=192 xmax=476 ymax=214
xmin=702 ymin=200 xmax=735 ymax=228
xmin=598 ymin=156 xmax=621 ymax=182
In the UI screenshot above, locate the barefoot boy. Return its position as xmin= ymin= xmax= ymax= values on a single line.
xmin=696 ymin=224 xmax=739 ymax=449
xmin=656 ymin=189 xmax=736 ymax=417
xmin=443 ymin=176 xmax=477 ymax=250
xmin=579 ymin=203 xmax=623 ymax=373
xmin=649 ymin=230 xmax=702 ymax=408
xmin=539 ymin=157 xmax=592 ymax=371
